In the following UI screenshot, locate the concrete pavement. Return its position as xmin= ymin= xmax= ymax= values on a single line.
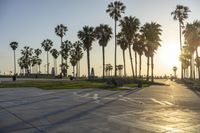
xmin=0 ymin=80 xmax=200 ymax=133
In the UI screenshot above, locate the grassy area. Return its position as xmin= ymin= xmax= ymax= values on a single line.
xmin=0 ymin=79 xmax=165 ymax=90
xmin=176 ymin=79 xmax=200 ymax=92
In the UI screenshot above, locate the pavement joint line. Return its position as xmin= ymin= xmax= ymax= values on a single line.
xmin=0 ymin=105 xmax=46 ymax=133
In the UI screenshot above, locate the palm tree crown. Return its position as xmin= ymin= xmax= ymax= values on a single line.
xmin=171 ymin=5 xmax=190 ymax=25
xmin=106 ymin=1 xmax=126 ymax=21
xmin=55 ymin=24 xmax=68 ymax=38
xmin=120 ymin=16 xmax=140 ymax=42
xmin=78 ymin=26 xmax=95 ymax=51
xmin=60 ymin=40 xmax=73 ymax=60
xmin=95 ymin=24 xmax=112 ymax=47
xmin=34 ymin=48 xmax=42 ymax=57
xmin=10 ymin=41 xmax=18 ymax=50
xmin=41 ymin=39 xmax=53 ymax=52
xmin=50 ymin=49 xmax=59 ymax=59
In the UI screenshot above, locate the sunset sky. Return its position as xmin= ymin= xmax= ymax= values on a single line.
xmin=0 ymin=0 xmax=200 ymax=77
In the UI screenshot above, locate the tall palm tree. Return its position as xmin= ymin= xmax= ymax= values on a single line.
xmin=73 ymin=41 xmax=83 ymax=77
xmin=106 ymin=1 xmax=126 ymax=77
xmin=10 ymin=41 xmax=18 ymax=75
xmin=119 ymin=16 xmax=140 ymax=78
xmin=41 ymin=39 xmax=53 ymax=74
xmin=95 ymin=24 xmax=112 ymax=79
xmin=117 ymin=32 xmax=128 ymax=77
xmin=140 ymin=22 xmax=162 ymax=82
xmin=55 ymin=24 xmax=68 ymax=64
xmin=50 ymin=48 xmax=59 ymax=76
xmin=171 ymin=5 xmax=190 ymax=79
xmin=60 ymin=40 xmax=72 ymax=76
xmin=78 ymin=26 xmax=95 ymax=80
xmin=34 ymin=48 xmax=42 ymax=73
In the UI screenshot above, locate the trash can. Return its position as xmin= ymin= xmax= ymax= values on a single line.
xmin=12 ymin=75 xmax=16 ymax=81
xmin=138 ymin=80 xmax=142 ymax=88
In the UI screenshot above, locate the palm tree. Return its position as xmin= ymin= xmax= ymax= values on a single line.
xmin=18 ymin=57 xmax=25 ymax=75
xmin=41 ymin=39 xmax=53 ymax=74
xmin=30 ymin=56 xmax=38 ymax=73
xmin=119 ymin=16 xmax=140 ymax=78
xmin=95 ymin=24 xmax=112 ymax=79
xmin=180 ymin=51 xmax=190 ymax=78
xmin=55 ymin=24 xmax=68 ymax=64
xmin=117 ymin=65 xmax=123 ymax=76
xmin=106 ymin=1 xmax=126 ymax=77
xmin=34 ymin=48 xmax=42 ymax=57
xmin=173 ymin=66 xmax=177 ymax=78
xmin=78 ymin=26 xmax=95 ymax=80
xmin=70 ymin=48 xmax=78 ymax=77
xmin=34 ymin=48 xmax=42 ymax=73
xmin=60 ymin=40 xmax=72 ymax=76
xmin=50 ymin=48 xmax=59 ymax=76
xmin=37 ymin=58 xmax=42 ymax=74
xmin=117 ymin=32 xmax=128 ymax=77
xmin=20 ymin=46 xmax=33 ymax=74
xmin=135 ymin=35 xmax=145 ymax=78
xmin=140 ymin=22 xmax=162 ymax=82
xmin=10 ymin=41 xmax=18 ymax=75
xmin=171 ymin=5 xmax=190 ymax=79
xmin=73 ymin=41 xmax=83 ymax=77
xmin=183 ymin=21 xmax=200 ymax=79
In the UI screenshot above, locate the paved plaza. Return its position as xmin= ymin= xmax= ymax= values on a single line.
xmin=0 ymin=80 xmax=200 ymax=133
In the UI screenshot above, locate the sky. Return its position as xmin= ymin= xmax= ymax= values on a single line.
xmin=0 ymin=0 xmax=200 ymax=77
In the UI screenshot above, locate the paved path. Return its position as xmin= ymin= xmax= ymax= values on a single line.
xmin=0 ymin=80 xmax=200 ymax=133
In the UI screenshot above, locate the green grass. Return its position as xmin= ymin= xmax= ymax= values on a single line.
xmin=0 ymin=79 xmax=161 ymax=90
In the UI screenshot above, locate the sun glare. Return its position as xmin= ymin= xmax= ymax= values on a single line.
xmin=158 ymin=43 xmax=180 ymax=69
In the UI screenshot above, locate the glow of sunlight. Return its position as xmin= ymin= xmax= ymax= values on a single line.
xmin=159 ymin=43 xmax=180 ymax=69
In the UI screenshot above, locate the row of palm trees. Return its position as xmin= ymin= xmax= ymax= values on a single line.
xmin=179 ymin=20 xmax=200 ymax=79
xmin=10 ymin=1 xmax=162 ymax=82
xmin=171 ymin=5 xmax=200 ymax=80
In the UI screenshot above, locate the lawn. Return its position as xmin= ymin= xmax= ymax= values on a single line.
xmin=0 ymin=79 xmax=152 ymax=90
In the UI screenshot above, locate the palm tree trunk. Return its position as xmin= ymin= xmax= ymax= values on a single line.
xmin=139 ymin=54 xmax=142 ymax=78
xmin=14 ymin=50 xmax=16 ymax=75
xmin=102 ymin=46 xmax=105 ymax=79
xmin=54 ymin=58 xmax=57 ymax=76
xmin=151 ymin=55 xmax=154 ymax=83
xmin=73 ymin=66 xmax=75 ymax=77
xmin=190 ymin=58 xmax=192 ymax=79
xmin=66 ymin=58 xmax=68 ymax=77
xmin=78 ymin=61 xmax=80 ymax=77
xmin=61 ymin=37 xmax=63 ymax=64
xmin=179 ymin=21 xmax=183 ymax=79
xmin=135 ymin=52 xmax=137 ymax=77
xmin=122 ymin=50 xmax=126 ymax=77
xmin=47 ymin=51 xmax=49 ymax=74
xmin=87 ymin=49 xmax=91 ymax=80
xmin=39 ymin=65 xmax=41 ymax=74
xmin=196 ymin=48 xmax=200 ymax=80
xmin=147 ymin=57 xmax=149 ymax=81
xmin=128 ymin=45 xmax=135 ymax=78
xmin=114 ymin=20 xmax=117 ymax=77
xmin=76 ymin=62 xmax=78 ymax=77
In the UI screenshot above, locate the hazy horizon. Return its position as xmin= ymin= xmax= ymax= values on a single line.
xmin=1 ymin=0 xmax=200 ymax=77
